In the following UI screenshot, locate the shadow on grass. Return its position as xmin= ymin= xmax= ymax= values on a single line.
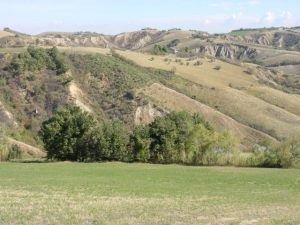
xmin=9 ymin=157 xmax=49 ymax=163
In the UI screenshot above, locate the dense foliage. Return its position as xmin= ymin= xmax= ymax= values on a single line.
xmin=247 ymin=139 xmax=300 ymax=168
xmin=40 ymin=107 xmax=239 ymax=165
xmin=167 ymin=39 xmax=180 ymax=48
xmin=11 ymin=47 xmax=68 ymax=75
xmin=152 ymin=44 xmax=168 ymax=55
xmin=40 ymin=107 xmax=96 ymax=160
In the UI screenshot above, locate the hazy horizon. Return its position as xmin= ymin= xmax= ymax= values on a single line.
xmin=1 ymin=0 xmax=300 ymax=35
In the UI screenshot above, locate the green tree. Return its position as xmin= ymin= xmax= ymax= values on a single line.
xmin=185 ymin=124 xmax=215 ymax=165
xmin=100 ymin=120 xmax=129 ymax=161
xmin=149 ymin=111 xmax=203 ymax=163
xmin=152 ymin=44 xmax=168 ymax=55
xmin=129 ymin=125 xmax=151 ymax=162
xmin=40 ymin=106 xmax=96 ymax=161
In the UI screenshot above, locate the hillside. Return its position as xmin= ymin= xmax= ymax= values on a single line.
xmin=0 ymin=27 xmax=300 ymax=157
xmin=1 ymin=26 xmax=300 ymax=89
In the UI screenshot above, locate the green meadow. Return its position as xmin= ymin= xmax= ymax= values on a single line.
xmin=0 ymin=162 xmax=299 ymax=224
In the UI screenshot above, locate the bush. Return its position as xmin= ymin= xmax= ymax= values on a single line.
xmin=167 ymin=39 xmax=180 ymax=48
xmin=247 ymin=139 xmax=300 ymax=168
xmin=214 ymin=65 xmax=221 ymax=70
xmin=7 ymin=144 xmax=22 ymax=160
xmin=194 ymin=61 xmax=202 ymax=66
xmin=171 ymin=66 xmax=177 ymax=74
xmin=152 ymin=44 xmax=168 ymax=55
xmin=0 ymin=132 xmax=9 ymax=161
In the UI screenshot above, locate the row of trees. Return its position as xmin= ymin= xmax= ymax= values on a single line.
xmin=247 ymin=139 xmax=300 ymax=168
xmin=40 ymin=107 xmax=300 ymax=167
xmin=40 ymin=107 xmax=238 ymax=165
xmin=10 ymin=47 xmax=68 ymax=75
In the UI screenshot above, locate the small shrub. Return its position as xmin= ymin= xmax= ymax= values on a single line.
xmin=167 ymin=39 xmax=180 ymax=48
xmin=152 ymin=44 xmax=168 ymax=55
xmin=124 ymin=90 xmax=135 ymax=100
xmin=214 ymin=65 xmax=221 ymax=70
xmin=7 ymin=144 xmax=22 ymax=160
xmin=244 ymin=67 xmax=254 ymax=75
xmin=194 ymin=61 xmax=203 ymax=66
xmin=0 ymin=133 xmax=9 ymax=161
xmin=171 ymin=66 xmax=177 ymax=74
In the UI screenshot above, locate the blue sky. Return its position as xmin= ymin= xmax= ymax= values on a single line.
xmin=0 ymin=0 xmax=299 ymax=34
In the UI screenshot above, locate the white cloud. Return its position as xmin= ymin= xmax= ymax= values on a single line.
xmin=263 ymin=12 xmax=276 ymax=24
xmin=280 ymin=11 xmax=297 ymax=26
xmin=282 ymin=11 xmax=292 ymax=20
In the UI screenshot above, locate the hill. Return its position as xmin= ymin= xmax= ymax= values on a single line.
xmin=0 ymin=26 xmax=300 ymax=157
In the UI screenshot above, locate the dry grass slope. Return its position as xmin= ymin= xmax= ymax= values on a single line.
xmin=117 ymin=50 xmax=300 ymax=140
xmin=140 ymin=83 xmax=275 ymax=149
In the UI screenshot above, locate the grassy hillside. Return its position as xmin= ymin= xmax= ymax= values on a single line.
xmin=0 ymin=162 xmax=299 ymax=224
xmin=140 ymin=83 xmax=274 ymax=149
xmin=0 ymin=48 xmax=174 ymax=150
xmin=116 ymin=50 xmax=300 ymax=140
xmin=0 ymin=46 xmax=299 ymax=155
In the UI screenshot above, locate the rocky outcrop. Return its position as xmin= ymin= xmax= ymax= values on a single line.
xmin=0 ymin=29 xmax=166 ymax=49
xmin=192 ymin=44 xmax=257 ymax=60
xmin=134 ymin=103 xmax=165 ymax=125
xmin=0 ymin=101 xmax=18 ymax=128
xmin=224 ymin=31 xmax=300 ymax=50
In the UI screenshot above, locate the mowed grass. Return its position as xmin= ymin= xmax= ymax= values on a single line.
xmin=0 ymin=162 xmax=299 ymax=225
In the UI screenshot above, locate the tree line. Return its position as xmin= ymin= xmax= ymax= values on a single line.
xmin=39 ymin=106 xmax=300 ymax=167
xmin=40 ymin=106 xmax=238 ymax=165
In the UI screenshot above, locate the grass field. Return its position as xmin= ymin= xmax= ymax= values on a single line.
xmin=0 ymin=162 xmax=299 ymax=225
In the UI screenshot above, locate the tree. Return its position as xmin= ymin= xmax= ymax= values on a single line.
xmin=99 ymin=120 xmax=129 ymax=161
xmin=167 ymin=39 xmax=180 ymax=48
xmin=185 ymin=124 xmax=215 ymax=165
xmin=78 ymin=119 xmax=129 ymax=162
xmin=148 ymin=111 xmax=205 ymax=163
xmin=152 ymin=44 xmax=168 ymax=55
xmin=39 ymin=106 xmax=96 ymax=161
xmin=129 ymin=125 xmax=151 ymax=162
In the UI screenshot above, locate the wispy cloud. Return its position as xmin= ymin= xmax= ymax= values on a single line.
xmin=280 ymin=11 xmax=297 ymax=26
xmin=263 ymin=12 xmax=276 ymax=24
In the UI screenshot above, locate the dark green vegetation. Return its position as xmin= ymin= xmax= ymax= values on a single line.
xmin=40 ymin=106 xmax=300 ymax=168
xmin=167 ymin=39 xmax=180 ymax=48
xmin=152 ymin=44 xmax=168 ymax=55
xmin=40 ymin=107 xmax=238 ymax=165
xmin=10 ymin=46 xmax=68 ymax=75
xmin=0 ymin=162 xmax=299 ymax=224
